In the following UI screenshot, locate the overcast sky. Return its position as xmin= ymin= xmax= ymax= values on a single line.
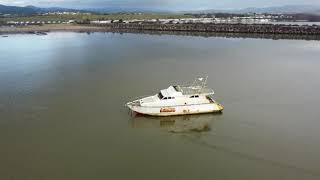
xmin=0 ymin=0 xmax=319 ymax=10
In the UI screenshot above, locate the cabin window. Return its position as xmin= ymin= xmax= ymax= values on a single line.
xmin=161 ymin=96 xmax=175 ymax=100
xmin=190 ymin=95 xmax=199 ymax=98
xmin=173 ymin=86 xmax=180 ymax=92
xmin=158 ymin=92 xmax=164 ymax=100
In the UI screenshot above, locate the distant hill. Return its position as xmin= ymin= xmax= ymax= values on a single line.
xmin=239 ymin=5 xmax=320 ymax=14
xmin=0 ymin=4 xmax=170 ymax=15
xmin=0 ymin=4 xmax=90 ymax=15
xmin=86 ymin=7 xmax=171 ymax=14
xmin=1 ymin=4 xmax=320 ymax=15
xmin=183 ymin=5 xmax=320 ymax=14
xmin=0 ymin=4 xmax=39 ymax=14
xmin=314 ymin=10 xmax=320 ymax=15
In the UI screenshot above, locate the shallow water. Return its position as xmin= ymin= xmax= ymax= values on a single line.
xmin=1 ymin=32 xmax=320 ymax=180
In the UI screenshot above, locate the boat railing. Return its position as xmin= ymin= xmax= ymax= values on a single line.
xmin=126 ymin=95 xmax=152 ymax=106
xmin=206 ymin=95 xmax=215 ymax=103
xmin=178 ymin=76 xmax=213 ymax=95
xmin=178 ymin=86 xmax=214 ymax=95
xmin=126 ymin=100 xmax=141 ymax=107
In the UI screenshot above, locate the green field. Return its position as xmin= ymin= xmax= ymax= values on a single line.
xmin=0 ymin=18 xmax=5 ymax=24
xmin=1 ymin=14 xmax=193 ymax=23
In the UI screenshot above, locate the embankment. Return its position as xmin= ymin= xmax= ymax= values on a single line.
xmin=1 ymin=23 xmax=320 ymax=40
xmin=93 ymin=23 xmax=320 ymax=35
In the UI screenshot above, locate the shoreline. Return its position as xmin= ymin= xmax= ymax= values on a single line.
xmin=99 ymin=23 xmax=320 ymax=35
xmin=106 ymin=29 xmax=320 ymax=41
xmin=1 ymin=24 xmax=320 ymax=41
xmin=0 ymin=24 xmax=106 ymax=35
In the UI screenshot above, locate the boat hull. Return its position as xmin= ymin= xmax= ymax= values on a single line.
xmin=127 ymin=103 xmax=223 ymax=116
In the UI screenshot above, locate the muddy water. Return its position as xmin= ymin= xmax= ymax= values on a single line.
xmin=1 ymin=32 xmax=320 ymax=180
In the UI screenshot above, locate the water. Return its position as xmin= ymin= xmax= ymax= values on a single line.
xmin=1 ymin=32 xmax=320 ymax=180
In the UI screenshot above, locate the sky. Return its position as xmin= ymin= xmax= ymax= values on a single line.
xmin=0 ymin=0 xmax=319 ymax=10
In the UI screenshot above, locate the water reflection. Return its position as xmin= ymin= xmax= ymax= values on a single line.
xmin=130 ymin=113 xmax=223 ymax=133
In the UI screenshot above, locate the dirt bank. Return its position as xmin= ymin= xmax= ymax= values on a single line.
xmin=0 ymin=24 xmax=106 ymax=34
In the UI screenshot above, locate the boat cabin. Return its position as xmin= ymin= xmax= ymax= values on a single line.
xmin=139 ymin=85 xmax=215 ymax=107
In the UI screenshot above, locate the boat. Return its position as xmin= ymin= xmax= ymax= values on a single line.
xmin=126 ymin=77 xmax=224 ymax=116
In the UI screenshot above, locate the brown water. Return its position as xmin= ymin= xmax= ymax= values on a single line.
xmin=1 ymin=32 xmax=320 ymax=180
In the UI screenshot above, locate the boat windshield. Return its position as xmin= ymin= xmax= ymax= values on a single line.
xmin=158 ymin=92 xmax=164 ymax=100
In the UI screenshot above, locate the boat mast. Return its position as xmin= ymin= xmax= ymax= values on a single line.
xmin=197 ymin=76 xmax=208 ymax=94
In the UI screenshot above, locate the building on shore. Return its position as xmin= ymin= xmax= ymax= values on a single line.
xmin=90 ymin=17 xmax=273 ymax=25
xmin=6 ymin=20 xmax=75 ymax=25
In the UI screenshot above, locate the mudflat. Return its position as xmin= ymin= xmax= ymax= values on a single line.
xmin=0 ymin=24 xmax=106 ymax=34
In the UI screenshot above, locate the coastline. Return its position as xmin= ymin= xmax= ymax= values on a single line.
xmin=107 ymin=29 xmax=320 ymax=41
xmin=1 ymin=24 xmax=320 ymax=41
xmin=99 ymin=23 xmax=320 ymax=35
xmin=0 ymin=24 xmax=106 ymax=35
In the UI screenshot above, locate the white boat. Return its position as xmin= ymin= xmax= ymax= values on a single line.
xmin=126 ymin=77 xmax=224 ymax=116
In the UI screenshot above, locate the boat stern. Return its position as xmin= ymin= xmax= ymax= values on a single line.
xmin=216 ymin=103 xmax=224 ymax=112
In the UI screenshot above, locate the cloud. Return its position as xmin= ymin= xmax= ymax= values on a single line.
xmin=0 ymin=0 xmax=28 ymax=6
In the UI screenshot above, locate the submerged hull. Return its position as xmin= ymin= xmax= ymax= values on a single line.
xmin=127 ymin=103 xmax=223 ymax=116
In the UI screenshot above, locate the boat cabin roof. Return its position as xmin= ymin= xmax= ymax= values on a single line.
xmin=160 ymin=85 xmax=214 ymax=98
xmin=160 ymin=86 xmax=183 ymax=97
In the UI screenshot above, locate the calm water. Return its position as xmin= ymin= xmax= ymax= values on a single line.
xmin=1 ymin=32 xmax=320 ymax=180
